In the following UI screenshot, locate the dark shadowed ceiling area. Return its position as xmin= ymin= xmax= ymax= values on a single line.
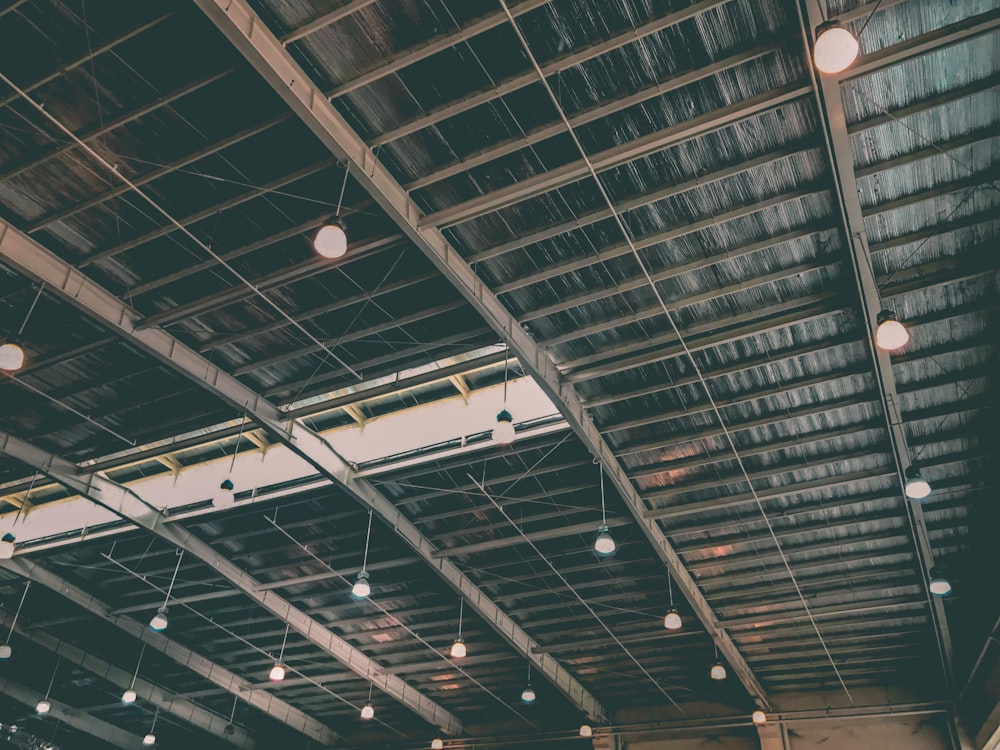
xmin=0 ymin=0 xmax=995 ymax=749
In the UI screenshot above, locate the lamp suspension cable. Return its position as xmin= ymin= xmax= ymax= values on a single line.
xmin=162 ymin=550 xmax=183 ymax=607
xmin=276 ymin=622 xmax=289 ymax=664
xmin=229 ymin=416 xmax=247 ymax=474
xmin=361 ymin=509 xmax=373 ymax=570
xmin=122 ymin=643 xmax=146 ymax=704
xmin=0 ymin=580 xmax=31 ymax=658
xmin=16 ymin=284 xmax=43 ymax=339
xmin=335 ymin=162 xmax=350 ymax=217
xmin=499 ymin=0 xmax=849 ymax=705
xmin=457 ymin=598 xmax=464 ymax=640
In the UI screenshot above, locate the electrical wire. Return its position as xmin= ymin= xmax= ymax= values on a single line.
xmin=0 ymin=67 xmax=363 ymax=381
xmin=498 ymin=0 xmax=852 ymax=704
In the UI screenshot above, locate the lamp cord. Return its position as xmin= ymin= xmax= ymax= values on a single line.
xmin=335 ymin=163 xmax=350 ymax=216
xmin=16 ymin=284 xmax=44 ymax=337
xmin=457 ymin=598 xmax=464 ymax=639
xmin=502 ymin=342 xmax=509 ymax=405
xmin=161 ymin=550 xmax=184 ymax=607
xmin=277 ymin=622 xmax=290 ymax=662
xmin=668 ymin=574 xmax=674 ymax=608
xmin=129 ymin=644 xmax=146 ymax=690
xmin=598 ymin=462 xmax=607 ymax=526
xmin=44 ymin=657 xmax=60 ymax=700
xmin=361 ymin=509 xmax=373 ymax=571
xmin=228 ymin=416 xmax=247 ymax=473
xmin=6 ymin=580 xmax=30 ymax=641
xmin=855 ymin=0 xmax=885 ymax=39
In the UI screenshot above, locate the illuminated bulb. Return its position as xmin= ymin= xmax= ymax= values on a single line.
xmin=148 ymin=607 xmax=168 ymax=632
xmin=521 ymin=684 xmax=536 ymax=704
xmin=929 ymin=568 xmax=952 ymax=596
xmin=594 ymin=525 xmax=616 ymax=557
xmin=35 ymin=700 xmax=50 ymax=716
xmin=0 ymin=644 xmax=11 ymax=660
xmin=813 ymin=20 xmax=859 ymax=74
xmin=752 ymin=710 xmax=767 ymax=726
xmin=268 ymin=663 xmax=286 ymax=682
xmin=314 ymin=219 xmax=348 ymax=259
xmin=121 ymin=689 xmax=137 ymax=705
xmin=579 ymin=724 xmax=593 ymax=738
xmin=143 ymin=733 xmax=156 ymax=746
xmin=431 ymin=740 xmax=444 ymax=750
xmin=351 ymin=571 xmax=371 ymax=599
xmin=904 ymin=467 xmax=931 ymax=500
xmin=0 ymin=342 xmax=24 ymax=371
xmin=360 ymin=703 xmax=374 ymax=720
xmin=213 ymin=478 xmax=235 ymax=508
xmin=0 ymin=534 xmax=15 ymax=560
xmin=491 ymin=410 xmax=516 ymax=447
xmin=663 ymin=608 xmax=682 ymax=631
xmin=450 ymin=638 xmax=466 ymax=659
xmin=710 ymin=662 xmax=727 ymax=681
xmin=875 ymin=309 xmax=909 ymax=351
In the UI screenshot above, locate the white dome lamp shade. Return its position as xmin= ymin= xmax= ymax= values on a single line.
xmin=450 ymin=598 xmax=467 ymax=658
xmin=710 ymin=661 xmax=728 ymax=681
xmin=35 ymin=700 xmax=50 ymax=716
xmin=520 ymin=684 xmax=536 ymax=704
xmin=875 ymin=309 xmax=909 ymax=351
xmin=268 ymin=663 xmax=286 ymax=682
xmin=314 ymin=218 xmax=348 ymax=259
xmin=491 ymin=409 xmax=516 ymax=447
xmin=352 ymin=570 xmax=371 ymax=599
xmin=0 ymin=533 xmax=15 ymax=560
xmin=752 ymin=710 xmax=767 ymax=726
xmin=929 ymin=567 xmax=952 ymax=597
xmin=579 ymin=724 xmax=593 ymax=738
xmin=360 ymin=703 xmax=375 ymax=720
xmin=121 ymin=689 xmax=137 ymax=706
xmin=664 ymin=608 xmax=682 ymax=631
xmin=813 ymin=20 xmax=859 ymax=74
xmin=904 ymin=466 xmax=932 ymax=500
xmin=0 ymin=342 xmax=24 ymax=372
xmin=431 ymin=740 xmax=444 ymax=750
xmin=142 ymin=733 xmax=156 ymax=747
xmin=0 ymin=644 xmax=11 ymax=660
xmin=594 ymin=524 xmax=616 ymax=557
xmin=148 ymin=606 xmax=168 ymax=632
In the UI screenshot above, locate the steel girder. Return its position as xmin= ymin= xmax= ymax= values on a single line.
xmin=0 ymin=556 xmax=338 ymax=745
xmin=0 ymin=608 xmax=257 ymax=749
xmin=0 ymin=219 xmax=603 ymax=725
xmin=190 ymin=0 xmax=770 ymax=709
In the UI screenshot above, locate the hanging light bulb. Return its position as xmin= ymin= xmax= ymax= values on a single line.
xmin=875 ymin=309 xmax=909 ymax=351
xmin=0 ymin=644 xmax=11 ymax=660
xmin=142 ymin=733 xmax=156 ymax=746
xmin=492 ymin=409 xmax=516 ymax=447
xmin=352 ymin=510 xmax=374 ymax=599
xmin=594 ymin=524 xmax=616 ymax=557
xmin=149 ymin=551 xmax=183 ymax=632
xmin=122 ymin=645 xmax=144 ymax=706
xmin=0 ymin=533 xmax=15 ymax=560
xmin=450 ymin=599 xmax=467 ymax=658
xmin=314 ymin=218 xmax=348 ymax=259
xmin=0 ymin=342 xmax=24 ymax=372
xmin=664 ymin=574 xmax=681 ymax=630
xmin=360 ymin=703 xmax=375 ymax=720
xmin=213 ymin=478 xmax=235 ymax=508
xmin=521 ymin=684 xmax=536 ymax=704
xmin=148 ymin=606 xmax=168 ymax=632
xmin=579 ymin=724 xmax=593 ymax=738
xmin=664 ymin=608 xmax=682 ymax=631
xmin=813 ymin=20 xmax=859 ymax=74
xmin=904 ymin=466 xmax=931 ymax=500
xmin=929 ymin=567 xmax=952 ymax=596
xmin=35 ymin=700 xmax=51 ymax=716
xmin=710 ymin=662 xmax=727 ymax=681
xmin=431 ymin=740 xmax=444 ymax=750
xmin=268 ymin=663 xmax=286 ymax=682
xmin=121 ymin=689 xmax=137 ymax=706
xmin=352 ymin=571 xmax=371 ymax=599
xmin=752 ymin=710 xmax=767 ymax=726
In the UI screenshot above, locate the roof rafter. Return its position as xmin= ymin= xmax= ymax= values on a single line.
xmin=0 ymin=219 xmax=603 ymax=725
xmin=189 ymin=0 xmax=770 ymax=709
xmin=0 ymin=556 xmax=339 ymax=745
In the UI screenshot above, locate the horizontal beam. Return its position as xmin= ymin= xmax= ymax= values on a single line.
xmin=0 ymin=609 xmax=256 ymax=749
xmin=0 ymin=675 xmax=145 ymax=750
xmin=0 ymin=558 xmax=339 ymax=745
xmin=431 ymin=517 xmax=631 ymax=558
xmin=193 ymin=0 xmax=769 ymax=708
xmin=371 ymin=0 xmax=728 ymax=148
